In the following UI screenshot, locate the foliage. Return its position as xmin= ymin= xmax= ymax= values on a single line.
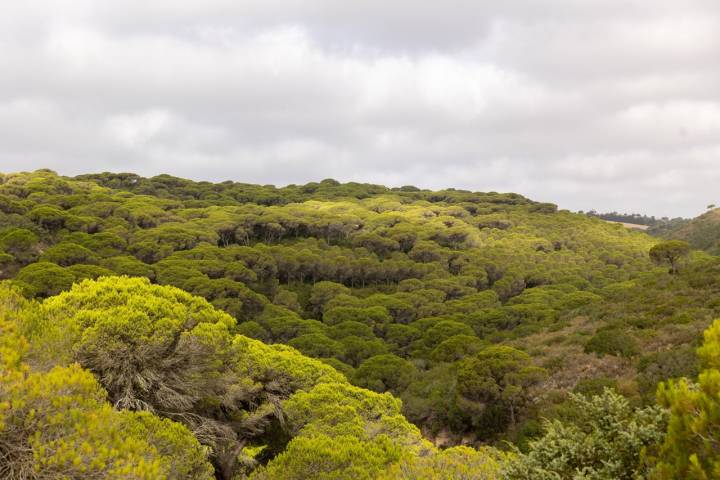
xmin=456 ymin=346 xmax=547 ymax=436
xmin=585 ymin=210 xmax=685 ymax=228
xmin=649 ymin=240 xmax=691 ymax=274
xmin=281 ymin=382 xmax=428 ymax=449
xmin=40 ymin=241 xmax=99 ymax=266
xmin=15 ymin=262 xmax=75 ymax=297
xmin=382 ymin=446 xmax=508 ymax=480
xmin=32 ymin=277 xmax=353 ymax=479
xmin=652 ymin=319 xmax=720 ymax=479
xmin=249 ymin=434 xmax=402 ymax=480
xmin=253 ymin=381 xmax=432 ymax=479
xmin=11 ymin=169 xmax=720 ymax=477
xmin=660 ymin=207 xmax=720 ymax=253
xmin=0 ymin=228 xmax=39 ymax=265
xmin=354 ymin=354 xmax=417 ymax=394
xmin=584 ymin=328 xmax=639 ymax=358
xmin=504 ymin=389 xmax=667 ymax=480
xmin=0 ymin=315 xmax=214 ymax=480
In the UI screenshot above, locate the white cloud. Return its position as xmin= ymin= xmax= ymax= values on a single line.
xmin=105 ymin=110 xmax=175 ymax=148
xmin=0 ymin=1 xmax=719 ymax=217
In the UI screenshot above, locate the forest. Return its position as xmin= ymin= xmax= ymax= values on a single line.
xmin=2 ymin=169 xmax=720 ymax=479
xmin=584 ymin=210 xmax=687 ymax=228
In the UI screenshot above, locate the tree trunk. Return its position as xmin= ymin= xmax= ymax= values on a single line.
xmin=216 ymin=440 xmax=247 ymax=480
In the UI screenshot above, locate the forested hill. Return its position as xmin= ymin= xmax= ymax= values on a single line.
xmin=76 ymin=171 xmax=539 ymax=206
xmin=2 ymin=169 xmax=720 ymax=478
xmin=659 ymin=207 xmax=720 ymax=253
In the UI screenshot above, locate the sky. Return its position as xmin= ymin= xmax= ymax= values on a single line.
xmin=1 ymin=1 xmax=719 ymax=217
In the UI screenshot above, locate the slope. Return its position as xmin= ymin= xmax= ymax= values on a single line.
xmin=659 ymin=207 xmax=720 ymax=253
xmin=0 ymin=169 xmax=658 ymax=445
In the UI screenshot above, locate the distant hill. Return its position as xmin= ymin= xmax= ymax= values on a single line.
xmin=661 ymin=207 xmax=720 ymax=253
xmin=584 ymin=210 xmax=687 ymax=230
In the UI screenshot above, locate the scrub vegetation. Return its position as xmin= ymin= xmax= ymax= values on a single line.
xmin=1 ymin=169 xmax=720 ymax=479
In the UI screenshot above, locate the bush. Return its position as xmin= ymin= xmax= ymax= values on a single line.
xmin=585 ymin=328 xmax=639 ymax=358
xmin=505 ymin=389 xmax=666 ymax=479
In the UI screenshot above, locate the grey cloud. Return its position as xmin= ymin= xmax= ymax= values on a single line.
xmin=0 ymin=1 xmax=719 ymax=217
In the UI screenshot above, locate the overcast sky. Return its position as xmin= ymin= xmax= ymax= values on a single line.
xmin=1 ymin=1 xmax=719 ymax=217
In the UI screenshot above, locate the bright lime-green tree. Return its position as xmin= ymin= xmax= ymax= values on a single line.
xmin=0 ymin=315 xmax=214 ymax=480
xmin=28 ymin=276 xmax=349 ymax=480
xmin=251 ymin=382 xmax=431 ymax=479
xmin=382 ymin=446 xmax=508 ymax=480
xmin=652 ymin=319 xmax=720 ymax=479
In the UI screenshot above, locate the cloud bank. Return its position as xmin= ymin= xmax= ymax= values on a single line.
xmin=1 ymin=0 xmax=719 ymax=216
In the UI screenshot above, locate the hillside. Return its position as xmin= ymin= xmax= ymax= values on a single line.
xmin=2 ymin=169 xmax=720 ymax=478
xmin=1 ymin=277 xmax=464 ymax=479
xmin=659 ymin=207 xmax=720 ymax=253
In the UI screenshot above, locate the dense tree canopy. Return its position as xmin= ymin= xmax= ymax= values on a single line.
xmin=0 ymin=295 xmax=214 ymax=479
xmin=0 ymin=277 xmax=501 ymax=479
xmin=0 ymin=170 xmax=662 ymax=443
xmin=3 ymin=169 xmax=720 ymax=479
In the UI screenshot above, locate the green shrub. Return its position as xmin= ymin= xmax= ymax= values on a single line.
xmin=585 ymin=328 xmax=639 ymax=358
